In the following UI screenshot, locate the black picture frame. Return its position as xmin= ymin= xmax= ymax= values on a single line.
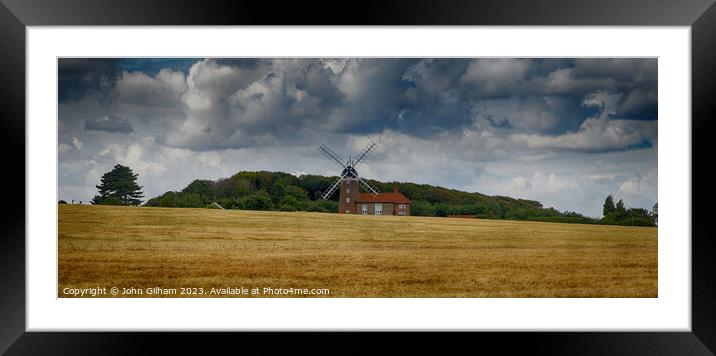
xmin=1 ymin=0 xmax=714 ymax=354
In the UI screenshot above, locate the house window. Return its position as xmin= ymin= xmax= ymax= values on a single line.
xmin=346 ymin=197 xmax=350 ymax=203
xmin=346 ymin=188 xmax=351 ymax=193
xmin=375 ymin=203 xmax=382 ymax=215
xmin=398 ymin=211 xmax=406 ymax=216
xmin=345 ymin=210 xmax=350 ymax=214
xmin=361 ymin=204 xmax=368 ymax=215
xmin=398 ymin=204 xmax=406 ymax=209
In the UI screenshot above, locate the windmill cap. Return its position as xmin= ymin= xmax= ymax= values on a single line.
xmin=341 ymin=166 xmax=358 ymax=178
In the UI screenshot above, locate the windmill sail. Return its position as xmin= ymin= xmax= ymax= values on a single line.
xmin=359 ymin=177 xmax=379 ymax=195
xmin=319 ymin=145 xmax=347 ymax=169
xmin=321 ymin=170 xmax=350 ymax=199
xmin=352 ymin=142 xmax=376 ymax=168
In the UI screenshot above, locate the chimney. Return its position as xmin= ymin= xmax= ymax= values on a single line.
xmin=392 ymin=185 xmax=399 ymax=193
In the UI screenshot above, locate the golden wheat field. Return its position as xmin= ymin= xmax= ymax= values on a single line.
xmin=58 ymin=204 xmax=657 ymax=298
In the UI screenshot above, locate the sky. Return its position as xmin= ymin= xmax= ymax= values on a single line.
xmin=58 ymin=58 xmax=657 ymax=217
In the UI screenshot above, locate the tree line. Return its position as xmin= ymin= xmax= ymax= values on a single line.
xmin=85 ymin=164 xmax=657 ymax=227
xmin=601 ymin=195 xmax=657 ymax=226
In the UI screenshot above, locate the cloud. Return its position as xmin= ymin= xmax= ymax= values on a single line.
xmin=511 ymin=118 xmax=654 ymax=153
xmin=537 ymin=67 xmax=616 ymax=95
xmin=58 ymin=58 xmax=119 ymax=102
xmin=618 ymin=168 xmax=657 ymax=198
xmin=573 ymin=58 xmax=657 ymax=83
xmin=618 ymin=87 xmax=658 ymax=119
xmin=531 ymin=171 xmax=579 ymax=194
xmin=58 ymin=143 xmax=72 ymax=155
xmin=573 ymin=58 xmax=657 ymax=120
xmin=98 ymin=141 xmax=167 ymax=177
xmin=470 ymin=97 xmax=567 ymax=133
xmin=114 ymin=68 xmax=187 ymax=107
xmin=85 ymin=115 xmax=134 ymax=133
xmin=461 ymin=59 xmax=531 ymax=96
xmin=583 ymin=91 xmax=622 ymax=117
xmin=64 ymin=58 xmax=658 ymax=151
xmin=400 ymin=59 xmax=473 ymax=135
xmin=509 ymin=91 xmax=656 ymax=152
xmin=509 ymin=176 xmax=529 ymax=190
xmin=72 ymin=137 xmax=83 ymax=150
xmin=492 ymin=171 xmax=579 ymax=197
xmin=163 ymin=59 xmax=338 ymax=150
xmin=403 ymin=58 xmax=468 ymax=95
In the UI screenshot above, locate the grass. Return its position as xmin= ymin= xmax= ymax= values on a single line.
xmin=58 ymin=204 xmax=657 ymax=298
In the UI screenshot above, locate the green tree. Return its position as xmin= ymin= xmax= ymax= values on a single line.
xmin=241 ymin=194 xmax=273 ymax=211
xmin=285 ymin=185 xmax=308 ymax=201
xmin=234 ymin=178 xmax=253 ymax=197
xmin=93 ymin=195 xmax=124 ymax=206
xmin=411 ymin=200 xmax=435 ymax=216
xmin=279 ymin=196 xmax=300 ymax=211
xmin=91 ymin=164 xmax=144 ymax=206
xmin=616 ymin=199 xmax=626 ymax=213
xmin=145 ymin=191 xmax=208 ymax=208
xmin=182 ymin=179 xmax=214 ymax=202
xmin=602 ymin=195 xmax=616 ymax=216
xmin=651 ymin=203 xmax=658 ymax=224
xmin=270 ymin=181 xmax=287 ymax=204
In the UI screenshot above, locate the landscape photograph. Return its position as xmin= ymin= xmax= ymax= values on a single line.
xmin=58 ymin=58 xmax=658 ymax=298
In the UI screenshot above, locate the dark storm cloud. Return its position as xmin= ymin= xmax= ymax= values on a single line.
xmin=572 ymin=58 xmax=657 ymax=82
xmin=59 ymin=58 xmax=658 ymax=151
xmin=213 ymin=58 xmax=262 ymax=69
xmin=85 ymin=115 xmax=134 ymax=133
xmin=58 ymin=58 xmax=120 ymax=102
xmin=572 ymin=58 xmax=658 ymax=120
xmin=58 ymin=58 xmax=202 ymax=104
xmin=118 ymin=58 xmax=200 ymax=76
xmin=398 ymin=59 xmax=473 ymax=136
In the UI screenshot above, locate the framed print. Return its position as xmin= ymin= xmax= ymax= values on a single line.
xmin=2 ymin=0 xmax=715 ymax=354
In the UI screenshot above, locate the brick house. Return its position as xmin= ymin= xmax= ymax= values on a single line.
xmin=338 ymin=178 xmax=411 ymax=216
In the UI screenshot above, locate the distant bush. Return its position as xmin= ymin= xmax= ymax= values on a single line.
xmin=279 ymin=196 xmax=300 ymax=211
xmin=91 ymin=196 xmax=125 ymax=206
xmin=409 ymin=200 xmax=431 ymax=216
xmin=241 ymin=194 xmax=273 ymax=211
xmin=600 ymin=202 xmax=656 ymax=227
xmin=302 ymin=199 xmax=337 ymax=213
xmin=144 ymin=192 xmax=204 ymax=208
xmin=58 ymin=200 xmax=68 ymax=204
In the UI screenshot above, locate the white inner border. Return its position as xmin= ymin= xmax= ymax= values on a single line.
xmin=27 ymin=27 xmax=690 ymax=331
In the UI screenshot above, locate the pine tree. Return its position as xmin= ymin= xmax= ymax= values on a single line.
xmin=91 ymin=164 xmax=144 ymax=206
xmin=602 ymin=195 xmax=616 ymax=217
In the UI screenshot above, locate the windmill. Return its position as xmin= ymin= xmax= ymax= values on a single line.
xmin=319 ymin=142 xmax=379 ymax=213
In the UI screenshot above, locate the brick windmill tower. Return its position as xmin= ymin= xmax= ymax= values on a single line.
xmin=319 ymin=142 xmax=379 ymax=214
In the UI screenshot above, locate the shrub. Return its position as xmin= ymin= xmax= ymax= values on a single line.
xmin=241 ymin=194 xmax=273 ymax=211
xmin=280 ymin=196 xmax=302 ymax=211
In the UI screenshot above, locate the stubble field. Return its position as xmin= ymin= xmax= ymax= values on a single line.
xmin=58 ymin=204 xmax=657 ymax=298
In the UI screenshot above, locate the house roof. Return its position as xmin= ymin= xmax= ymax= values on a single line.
xmin=355 ymin=192 xmax=411 ymax=204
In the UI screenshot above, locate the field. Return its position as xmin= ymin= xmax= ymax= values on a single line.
xmin=58 ymin=204 xmax=657 ymax=298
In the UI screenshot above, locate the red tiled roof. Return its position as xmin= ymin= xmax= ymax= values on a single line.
xmin=355 ymin=192 xmax=411 ymax=204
